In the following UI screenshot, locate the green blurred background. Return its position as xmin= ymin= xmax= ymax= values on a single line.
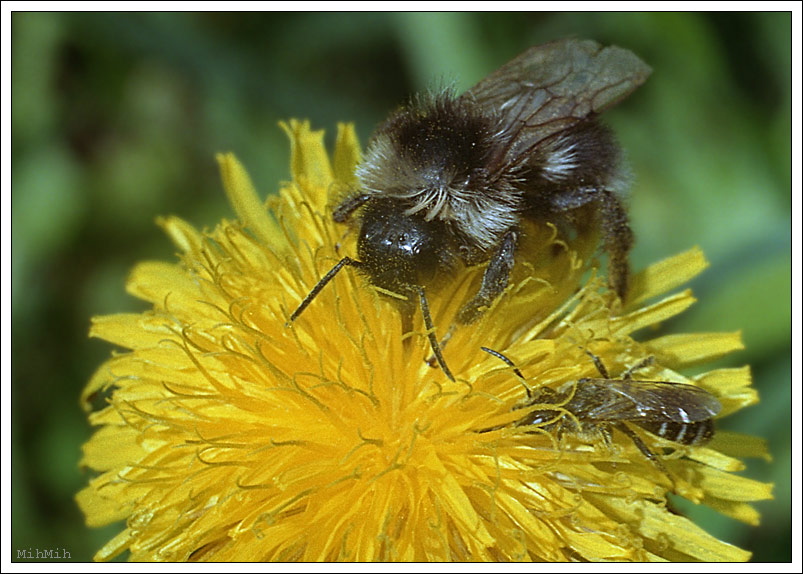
xmin=11 ymin=12 xmax=790 ymax=562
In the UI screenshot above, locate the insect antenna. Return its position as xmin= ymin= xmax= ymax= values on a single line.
xmin=287 ymin=258 xmax=456 ymax=381
xmin=417 ymin=286 xmax=454 ymax=381
xmin=287 ymin=256 xmax=362 ymax=325
xmin=480 ymin=346 xmax=531 ymax=399
xmin=425 ymin=324 xmax=455 ymax=368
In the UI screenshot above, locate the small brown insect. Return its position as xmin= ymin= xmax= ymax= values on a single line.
xmin=480 ymin=348 xmax=722 ymax=478
xmin=289 ymin=39 xmax=651 ymax=381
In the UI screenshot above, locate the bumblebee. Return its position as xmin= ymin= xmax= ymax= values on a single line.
xmin=290 ymin=39 xmax=651 ymax=380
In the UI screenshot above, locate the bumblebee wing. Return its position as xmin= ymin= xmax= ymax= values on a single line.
xmin=577 ymin=379 xmax=722 ymax=423
xmin=462 ymin=39 xmax=651 ymax=167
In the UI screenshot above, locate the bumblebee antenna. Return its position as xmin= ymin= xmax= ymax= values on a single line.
xmin=417 ymin=286 xmax=454 ymax=382
xmin=288 ymin=259 xmax=456 ymax=382
xmin=287 ymin=256 xmax=362 ymax=324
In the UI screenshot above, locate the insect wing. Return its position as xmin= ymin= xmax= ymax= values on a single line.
xmin=462 ymin=39 xmax=651 ymax=168
xmin=574 ymin=379 xmax=721 ymax=424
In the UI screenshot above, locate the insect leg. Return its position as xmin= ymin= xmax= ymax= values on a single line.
xmin=585 ymin=350 xmax=611 ymax=379
xmin=549 ymin=186 xmax=633 ymax=301
xmin=457 ymin=229 xmax=518 ymax=324
xmin=621 ymin=356 xmax=655 ymax=380
xmin=616 ymin=422 xmax=675 ymax=487
xmin=585 ymin=350 xmax=655 ymax=381
xmin=287 ymin=256 xmax=362 ymax=324
xmin=333 ymin=193 xmax=371 ymax=223
xmin=598 ymin=189 xmax=633 ymax=300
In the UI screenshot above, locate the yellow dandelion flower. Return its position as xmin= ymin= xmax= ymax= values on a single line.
xmin=77 ymin=120 xmax=772 ymax=562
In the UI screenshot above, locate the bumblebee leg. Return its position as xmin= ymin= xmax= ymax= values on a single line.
xmin=550 ymin=187 xmax=633 ymax=301
xmin=457 ymin=229 xmax=518 ymax=324
xmin=598 ymin=189 xmax=633 ymax=301
xmin=333 ymin=193 xmax=371 ymax=223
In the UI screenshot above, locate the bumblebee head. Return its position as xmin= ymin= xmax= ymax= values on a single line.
xmin=356 ymin=198 xmax=453 ymax=296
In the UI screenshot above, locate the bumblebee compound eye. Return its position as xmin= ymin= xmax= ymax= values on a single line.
xmin=356 ymin=200 xmax=448 ymax=294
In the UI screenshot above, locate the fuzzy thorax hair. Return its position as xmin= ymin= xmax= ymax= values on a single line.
xmin=355 ymin=90 xmax=524 ymax=253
